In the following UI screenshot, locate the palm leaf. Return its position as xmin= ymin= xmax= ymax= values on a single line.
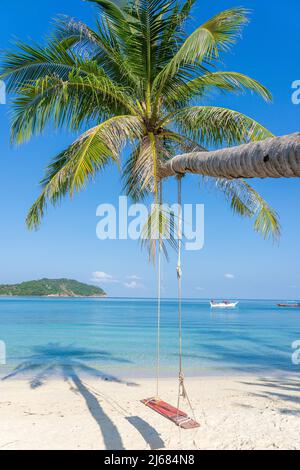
xmin=122 ymin=144 xmax=149 ymax=202
xmin=0 ymin=39 xmax=86 ymax=92
xmin=171 ymin=106 xmax=274 ymax=147
xmin=140 ymin=196 xmax=178 ymax=262
xmin=165 ymin=71 xmax=272 ymax=107
xmin=214 ymin=178 xmax=280 ymax=240
xmin=153 ymin=7 xmax=249 ymax=97
xmin=86 ymin=0 xmax=128 ymax=25
xmin=26 ymin=115 xmax=143 ymax=228
xmin=54 ymin=15 xmax=142 ymax=89
xmin=11 ymin=71 xmax=136 ymax=143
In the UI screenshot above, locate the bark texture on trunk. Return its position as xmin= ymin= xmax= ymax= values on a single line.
xmin=160 ymin=133 xmax=300 ymax=179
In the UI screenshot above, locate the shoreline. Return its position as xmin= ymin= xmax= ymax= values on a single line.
xmin=1 ymin=373 xmax=300 ymax=450
xmin=2 ymin=367 xmax=299 ymax=381
xmin=0 ymin=294 xmax=107 ymax=298
xmin=0 ymin=296 xmax=297 ymax=301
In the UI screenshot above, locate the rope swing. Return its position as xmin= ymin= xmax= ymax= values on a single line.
xmin=142 ymin=176 xmax=200 ymax=429
xmin=156 ymin=180 xmax=163 ymax=398
xmin=175 ymin=176 xmax=196 ymax=416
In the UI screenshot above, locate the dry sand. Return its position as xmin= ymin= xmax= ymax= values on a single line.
xmin=1 ymin=374 xmax=300 ymax=450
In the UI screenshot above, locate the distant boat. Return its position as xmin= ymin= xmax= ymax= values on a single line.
xmin=277 ymin=302 xmax=300 ymax=308
xmin=210 ymin=300 xmax=239 ymax=309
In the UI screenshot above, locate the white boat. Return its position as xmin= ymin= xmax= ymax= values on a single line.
xmin=210 ymin=300 xmax=239 ymax=309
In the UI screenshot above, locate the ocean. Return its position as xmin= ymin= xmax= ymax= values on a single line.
xmin=0 ymin=297 xmax=300 ymax=381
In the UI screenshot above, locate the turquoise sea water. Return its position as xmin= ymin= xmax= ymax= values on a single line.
xmin=0 ymin=297 xmax=300 ymax=381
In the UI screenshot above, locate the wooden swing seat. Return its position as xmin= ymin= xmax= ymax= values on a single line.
xmin=141 ymin=398 xmax=200 ymax=429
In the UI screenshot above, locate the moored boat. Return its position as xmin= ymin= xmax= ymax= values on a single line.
xmin=210 ymin=300 xmax=239 ymax=309
xmin=277 ymin=302 xmax=300 ymax=308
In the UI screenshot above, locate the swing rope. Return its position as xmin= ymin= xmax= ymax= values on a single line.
xmin=156 ymin=180 xmax=163 ymax=398
xmin=150 ymin=176 xmax=198 ymax=430
xmin=176 ymin=175 xmax=196 ymax=420
xmin=176 ymin=175 xmax=185 ymax=399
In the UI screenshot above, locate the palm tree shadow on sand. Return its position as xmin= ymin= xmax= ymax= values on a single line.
xmin=2 ymin=343 xmax=164 ymax=450
xmin=2 ymin=343 xmax=135 ymax=387
xmin=239 ymin=376 xmax=300 ymax=416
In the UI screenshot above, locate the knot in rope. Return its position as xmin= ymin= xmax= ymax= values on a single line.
xmin=179 ymin=371 xmax=187 ymax=399
xmin=176 ymin=265 xmax=182 ymax=279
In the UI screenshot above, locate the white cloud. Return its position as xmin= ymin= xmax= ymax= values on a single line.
xmin=126 ymin=275 xmax=142 ymax=280
xmin=91 ymin=271 xmax=119 ymax=284
xmin=124 ymin=280 xmax=143 ymax=289
xmin=224 ymin=273 xmax=235 ymax=279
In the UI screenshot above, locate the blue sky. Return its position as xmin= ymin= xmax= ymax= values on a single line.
xmin=0 ymin=0 xmax=299 ymax=299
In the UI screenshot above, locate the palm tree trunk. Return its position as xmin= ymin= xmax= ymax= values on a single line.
xmin=160 ymin=132 xmax=300 ymax=179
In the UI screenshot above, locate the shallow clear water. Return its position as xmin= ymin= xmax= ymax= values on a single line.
xmin=0 ymin=297 xmax=300 ymax=381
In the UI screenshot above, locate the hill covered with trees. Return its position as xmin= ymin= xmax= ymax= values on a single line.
xmin=0 ymin=278 xmax=106 ymax=297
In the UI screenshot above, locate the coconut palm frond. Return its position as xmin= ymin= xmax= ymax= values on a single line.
xmin=179 ymin=0 xmax=197 ymax=22
xmin=131 ymin=133 xmax=176 ymax=196
xmin=162 ymin=129 xmax=207 ymax=153
xmin=87 ymin=0 xmax=129 ymax=27
xmin=54 ymin=15 xmax=142 ymax=90
xmin=122 ymin=0 xmax=177 ymax=98
xmin=54 ymin=15 xmax=104 ymax=53
xmin=152 ymin=0 xmax=197 ymax=75
xmin=165 ymin=71 xmax=272 ymax=107
xmin=153 ymin=7 xmax=249 ymax=97
xmin=140 ymin=199 xmax=178 ymax=262
xmin=244 ymin=181 xmax=281 ymax=241
xmin=171 ymin=106 xmax=274 ymax=147
xmin=26 ymin=115 xmax=143 ymax=229
xmin=214 ymin=178 xmax=280 ymax=240
xmin=122 ymin=143 xmax=151 ymax=202
xmin=0 ymin=39 xmax=88 ymax=93
xmin=124 ymin=131 xmax=191 ymax=202
xmin=11 ymin=72 xmax=136 ymax=144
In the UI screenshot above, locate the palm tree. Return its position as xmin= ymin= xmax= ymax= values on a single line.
xmin=1 ymin=0 xmax=280 ymax=241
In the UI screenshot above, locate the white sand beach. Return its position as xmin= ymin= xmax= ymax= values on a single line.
xmin=1 ymin=374 xmax=300 ymax=450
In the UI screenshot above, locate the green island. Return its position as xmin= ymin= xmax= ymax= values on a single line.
xmin=0 ymin=278 xmax=106 ymax=297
